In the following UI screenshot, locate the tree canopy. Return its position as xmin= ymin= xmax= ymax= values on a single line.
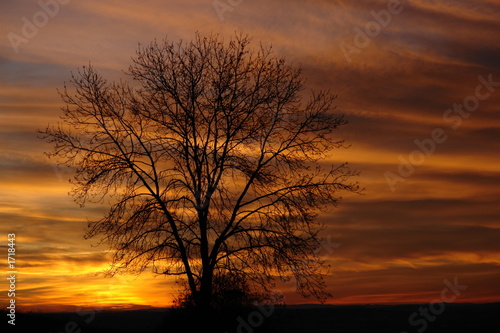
xmin=41 ymin=32 xmax=360 ymax=310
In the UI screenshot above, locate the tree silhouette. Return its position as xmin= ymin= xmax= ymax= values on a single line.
xmin=41 ymin=33 xmax=360 ymax=312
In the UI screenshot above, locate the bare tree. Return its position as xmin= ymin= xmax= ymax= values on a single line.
xmin=41 ymin=33 xmax=360 ymax=310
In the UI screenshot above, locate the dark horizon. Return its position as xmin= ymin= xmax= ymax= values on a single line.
xmin=8 ymin=300 xmax=500 ymax=315
xmin=3 ymin=303 xmax=499 ymax=333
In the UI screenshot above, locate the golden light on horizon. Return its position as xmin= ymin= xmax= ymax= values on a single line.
xmin=1 ymin=0 xmax=500 ymax=315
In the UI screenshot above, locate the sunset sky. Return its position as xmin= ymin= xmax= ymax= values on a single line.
xmin=1 ymin=0 xmax=500 ymax=312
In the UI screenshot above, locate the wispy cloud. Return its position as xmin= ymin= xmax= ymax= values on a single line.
xmin=1 ymin=0 xmax=499 ymax=310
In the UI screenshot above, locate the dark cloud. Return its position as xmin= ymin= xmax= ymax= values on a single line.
xmin=0 ymin=57 xmax=73 ymax=87
xmin=0 ymin=0 xmax=499 ymax=310
xmin=329 ymin=263 xmax=500 ymax=303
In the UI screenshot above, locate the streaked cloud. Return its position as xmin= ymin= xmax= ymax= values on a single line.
xmin=0 ymin=0 xmax=499 ymax=310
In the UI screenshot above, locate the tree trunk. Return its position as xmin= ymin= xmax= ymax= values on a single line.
xmin=198 ymin=267 xmax=214 ymax=310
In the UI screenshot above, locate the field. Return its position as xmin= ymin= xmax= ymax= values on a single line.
xmin=2 ymin=303 xmax=499 ymax=333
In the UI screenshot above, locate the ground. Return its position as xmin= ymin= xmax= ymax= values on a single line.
xmin=1 ymin=303 xmax=499 ymax=333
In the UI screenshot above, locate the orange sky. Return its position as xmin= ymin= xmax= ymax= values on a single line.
xmin=1 ymin=0 xmax=500 ymax=312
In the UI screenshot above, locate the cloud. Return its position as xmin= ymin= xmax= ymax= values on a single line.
xmin=328 ymin=262 xmax=500 ymax=304
xmin=1 ymin=0 xmax=499 ymax=310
